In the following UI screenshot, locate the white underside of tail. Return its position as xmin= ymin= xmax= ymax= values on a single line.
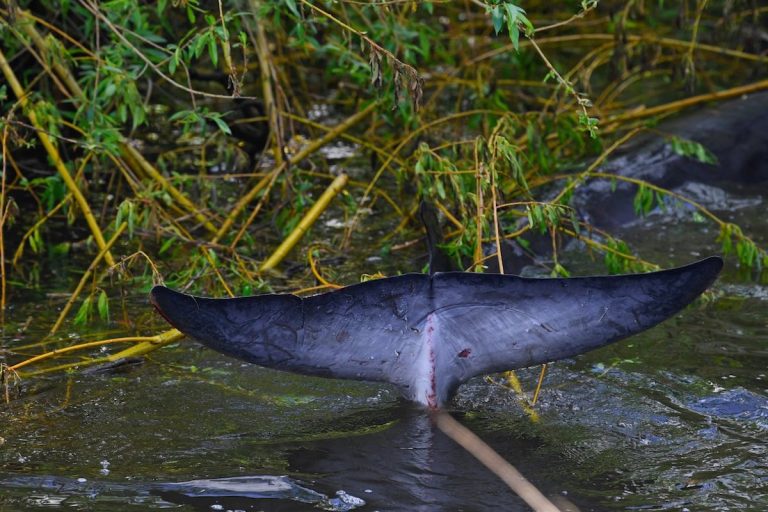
xmin=411 ymin=313 xmax=437 ymax=408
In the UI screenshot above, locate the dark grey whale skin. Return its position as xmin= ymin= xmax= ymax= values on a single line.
xmin=150 ymin=257 xmax=722 ymax=408
xmin=575 ymin=92 xmax=768 ymax=230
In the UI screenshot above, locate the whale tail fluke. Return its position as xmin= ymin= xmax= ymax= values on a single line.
xmin=151 ymin=257 xmax=722 ymax=406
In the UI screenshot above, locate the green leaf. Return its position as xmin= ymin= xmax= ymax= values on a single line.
xmin=29 ymin=228 xmax=42 ymax=254
xmin=49 ymin=242 xmax=70 ymax=257
xmin=633 ymin=184 xmax=655 ymax=217
xmin=159 ymin=236 xmax=176 ymax=255
xmin=717 ymin=223 xmax=733 ymax=255
xmin=507 ymin=14 xmax=520 ymax=51
xmin=552 ymin=263 xmax=571 ymax=277
xmin=169 ymin=46 xmax=180 ymax=74
xmin=668 ymin=136 xmax=718 ymax=165
xmin=570 ymin=210 xmax=581 ymax=234
xmin=499 ymin=3 xmax=534 ymax=50
xmin=490 ymin=6 xmax=504 ymax=34
xmin=208 ymin=33 xmax=218 ymax=67
xmin=284 ymin=0 xmax=300 ymax=17
xmin=578 ymin=113 xmax=600 ymax=138
xmin=435 ymin=178 xmax=446 ymax=199
xmin=210 ymin=115 xmax=232 ymax=135
xmin=97 ymin=290 xmax=110 ymax=321
xmin=74 ymin=296 xmax=92 ymax=326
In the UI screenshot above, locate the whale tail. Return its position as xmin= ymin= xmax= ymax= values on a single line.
xmin=151 ymin=257 xmax=723 ymax=407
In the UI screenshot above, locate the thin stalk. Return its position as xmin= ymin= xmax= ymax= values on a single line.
xmin=687 ymin=0 xmax=711 ymax=67
xmin=532 ymin=364 xmax=547 ymax=405
xmin=200 ymin=246 xmax=235 ymax=297
xmin=247 ymin=0 xmax=284 ymax=166
xmin=0 ymin=121 xmax=8 ymax=310
xmin=227 ymin=169 xmax=281 ymax=249
xmin=471 ymin=33 xmax=768 ymax=66
xmin=308 ymin=246 xmax=342 ymax=289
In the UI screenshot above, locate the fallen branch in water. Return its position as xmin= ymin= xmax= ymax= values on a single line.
xmin=12 ymin=329 xmax=184 ymax=378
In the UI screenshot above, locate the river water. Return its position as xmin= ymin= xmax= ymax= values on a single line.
xmin=1 ymin=151 xmax=767 ymax=511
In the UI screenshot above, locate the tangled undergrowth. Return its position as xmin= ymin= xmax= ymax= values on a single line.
xmin=1 ymin=0 xmax=767 ymax=389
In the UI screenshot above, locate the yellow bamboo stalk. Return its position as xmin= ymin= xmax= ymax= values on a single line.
xmin=472 ymin=33 xmax=768 ymax=66
xmin=608 ymin=78 xmax=768 ymax=124
xmin=0 ymin=47 xmax=115 ymax=267
xmin=200 ymin=246 xmax=235 ymax=297
xmin=18 ymin=329 xmax=185 ymax=377
xmin=49 ymin=222 xmax=127 ymax=335
xmin=105 ymin=329 xmax=184 ymax=361
xmin=10 ymin=336 xmax=149 ymax=372
xmin=532 ymin=364 xmax=548 ymax=405
xmin=259 ymin=173 xmax=349 ymax=272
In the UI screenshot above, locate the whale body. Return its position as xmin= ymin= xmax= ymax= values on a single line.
xmin=150 ymin=257 xmax=722 ymax=408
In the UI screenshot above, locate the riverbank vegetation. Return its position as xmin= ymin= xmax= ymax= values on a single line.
xmin=1 ymin=1 xmax=767 ymax=386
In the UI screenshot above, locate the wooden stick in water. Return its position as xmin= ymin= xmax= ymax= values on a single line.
xmin=433 ymin=410 xmax=563 ymax=512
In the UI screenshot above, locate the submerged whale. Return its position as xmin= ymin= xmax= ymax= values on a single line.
xmin=150 ymin=257 xmax=722 ymax=408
